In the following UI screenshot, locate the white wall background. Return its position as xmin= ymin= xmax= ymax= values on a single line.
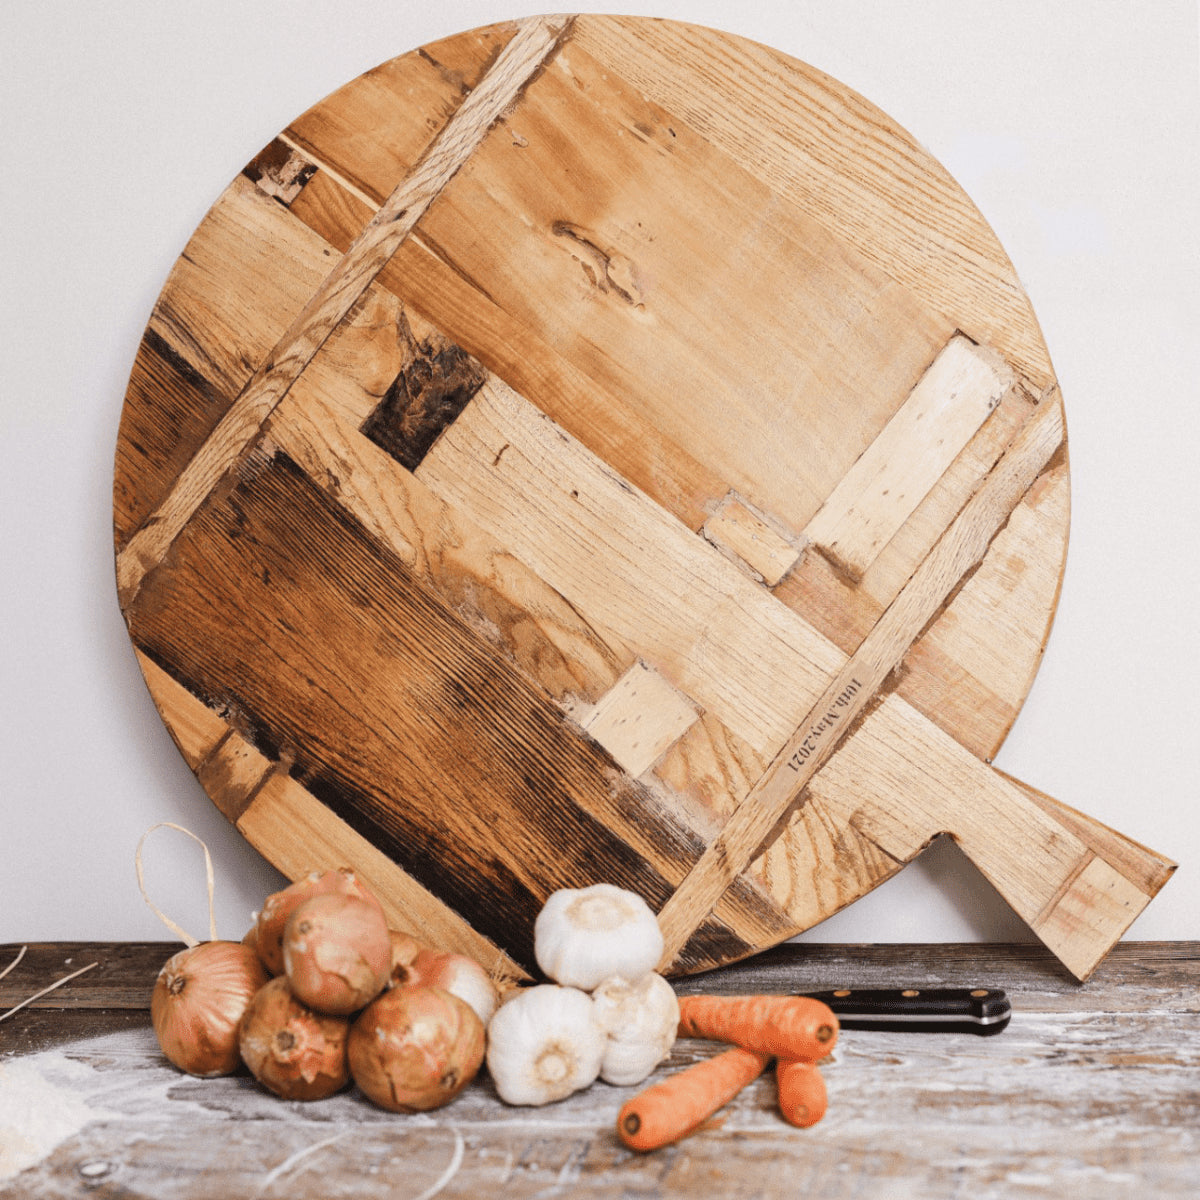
xmin=3 ymin=1 xmax=1197 ymax=951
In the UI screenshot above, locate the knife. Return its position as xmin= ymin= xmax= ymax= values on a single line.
xmin=801 ymin=987 xmax=1011 ymax=1035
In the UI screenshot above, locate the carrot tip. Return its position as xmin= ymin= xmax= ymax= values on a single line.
xmin=622 ymin=1113 xmax=642 ymax=1136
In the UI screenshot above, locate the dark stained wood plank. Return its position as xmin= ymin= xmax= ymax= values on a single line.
xmin=113 ymin=331 xmax=236 ymax=550
xmin=120 ymin=452 xmax=782 ymax=974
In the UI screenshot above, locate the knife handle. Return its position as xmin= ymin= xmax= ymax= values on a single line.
xmin=801 ymin=987 xmax=1011 ymax=1035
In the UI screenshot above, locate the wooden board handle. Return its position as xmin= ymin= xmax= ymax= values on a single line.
xmin=962 ymin=768 xmax=1176 ymax=980
xmin=655 ymin=365 xmax=1174 ymax=981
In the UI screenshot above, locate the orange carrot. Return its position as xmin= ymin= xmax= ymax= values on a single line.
xmin=776 ymin=1058 xmax=827 ymax=1128
xmin=677 ymin=994 xmax=838 ymax=1060
xmin=617 ymin=1045 xmax=772 ymax=1152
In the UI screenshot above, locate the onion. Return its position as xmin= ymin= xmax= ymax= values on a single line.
xmin=238 ymin=976 xmax=350 ymax=1100
xmin=151 ymin=941 xmax=269 ymax=1077
xmin=283 ymin=892 xmax=391 ymax=1014
xmin=348 ymin=985 xmax=485 ymax=1112
xmin=386 ymin=930 xmax=427 ymax=987
xmin=409 ymin=948 xmax=499 ymax=1026
xmin=254 ymin=868 xmax=383 ymax=975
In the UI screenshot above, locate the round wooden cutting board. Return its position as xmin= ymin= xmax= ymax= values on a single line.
xmin=113 ymin=14 xmax=1095 ymax=981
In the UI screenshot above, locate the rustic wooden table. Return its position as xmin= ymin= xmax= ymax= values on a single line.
xmin=2 ymin=941 xmax=1196 ymax=1198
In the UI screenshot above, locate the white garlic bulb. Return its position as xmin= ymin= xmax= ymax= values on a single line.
xmin=591 ymin=972 xmax=680 ymax=1086
xmin=533 ymin=884 xmax=664 ymax=990
xmin=485 ymin=984 xmax=604 ymax=1106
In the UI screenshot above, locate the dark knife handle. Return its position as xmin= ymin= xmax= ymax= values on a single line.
xmin=801 ymin=987 xmax=1011 ymax=1035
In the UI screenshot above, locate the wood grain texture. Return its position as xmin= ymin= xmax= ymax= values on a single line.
xmin=569 ymin=16 xmax=1058 ymax=391
xmin=115 ymin=14 xmax=573 ymax=604
xmin=656 ymin=393 xmax=1067 ymax=965
xmin=3 ymin=943 xmax=1197 ymax=1199
xmin=111 ymin=16 xmax=1175 ymax=984
xmin=125 ymin=438 xmax=784 ymax=974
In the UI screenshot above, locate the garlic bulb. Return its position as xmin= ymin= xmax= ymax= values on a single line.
xmin=485 ymin=985 xmax=604 ymax=1106
xmin=592 ymin=972 xmax=680 ymax=1086
xmin=534 ymin=884 xmax=663 ymax=990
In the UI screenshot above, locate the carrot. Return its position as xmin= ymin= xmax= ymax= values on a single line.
xmin=776 ymin=1058 xmax=827 ymax=1128
xmin=677 ymin=994 xmax=838 ymax=1061
xmin=617 ymin=1045 xmax=772 ymax=1152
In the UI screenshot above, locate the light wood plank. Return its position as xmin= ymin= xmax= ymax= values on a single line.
xmin=571 ymin=15 xmax=1055 ymax=391
xmin=580 ymin=661 xmax=700 ymax=777
xmin=1031 ymin=857 xmax=1150 ymax=981
xmin=115 ymin=14 xmax=574 ymax=605
xmin=803 ymin=335 xmax=1013 ymax=580
xmin=702 ymin=493 xmax=802 ymax=585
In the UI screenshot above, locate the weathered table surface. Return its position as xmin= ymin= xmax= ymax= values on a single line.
xmin=2 ymin=941 xmax=1197 ymax=1198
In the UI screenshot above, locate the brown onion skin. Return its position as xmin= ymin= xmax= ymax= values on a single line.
xmin=387 ymin=930 xmax=428 ymax=988
xmin=254 ymin=869 xmax=383 ymax=975
xmin=349 ymin=985 xmax=485 ymax=1112
xmin=283 ymin=892 xmax=392 ymax=1015
xmin=238 ymin=977 xmax=350 ymax=1100
xmin=152 ymin=941 xmax=269 ymax=1078
xmin=408 ymin=948 xmax=498 ymax=1025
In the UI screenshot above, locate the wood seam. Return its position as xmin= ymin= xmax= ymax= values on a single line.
xmin=114 ymin=14 xmax=574 ymax=607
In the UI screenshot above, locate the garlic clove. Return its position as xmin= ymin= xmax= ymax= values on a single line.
xmin=485 ymin=984 xmax=604 ymax=1106
xmin=534 ymin=884 xmax=663 ymax=990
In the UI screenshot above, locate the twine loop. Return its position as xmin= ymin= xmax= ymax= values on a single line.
xmin=135 ymin=822 xmax=218 ymax=946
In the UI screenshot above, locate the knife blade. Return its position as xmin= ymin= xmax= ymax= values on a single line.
xmin=801 ymin=987 xmax=1011 ymax=1035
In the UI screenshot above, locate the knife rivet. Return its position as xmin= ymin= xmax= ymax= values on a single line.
xmin=902 ymin=989 xmax=919 ymax=997
xmin=970 ymin=989 xmax=988 ymax=997
xmin=833 ymin=989 xmax=851 ymax=997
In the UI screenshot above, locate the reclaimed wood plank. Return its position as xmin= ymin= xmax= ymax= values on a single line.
xmin=2 ymin=944 xmax=1196 ymax=1200
xmin=570 ymin=15 xmax=1057 ymax=391
xmin=413 ymin=34 xmax=957 ymax=538
xmin=122 ymin=444 xmax=783 ymax=975
xmin=701 ymin=494 xmax=801 ymax=586
xmin=579 ymin=661 xmax=700 ymax=777
xmin=802 ymin=334 xmax=1013 ymax=581
xmin=115 ymin=14 xmax=574 ymax=605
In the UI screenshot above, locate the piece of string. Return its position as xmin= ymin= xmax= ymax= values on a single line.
xmin=135 ymin=822 xmax=218 ymax=946
xmin=0 ymin=944 xmax=27 ymax=982
xmin=0 ymin=958 xmax=99 ymax=1024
